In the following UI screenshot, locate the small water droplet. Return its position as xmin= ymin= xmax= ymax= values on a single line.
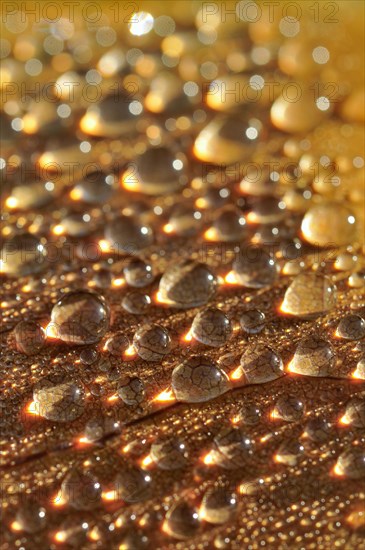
xmin=117 ymin=376 xmax=145 ymax=405
xmin=212 ymin=206 xmax=247 ymax=242
xmin=301 ymin=202 xmax=357 ymax=247
xmin=122 ymin=291 xmax=151 ymax=315
xmin=79 ymin=348 xmax=98 ymax=365
xmin=191 ymin=307 xmax=232 ymax=347
xmin=172 ymin=355 xmax=231 ymax=403
xmin=232 ymin=247 xmax=278 ymax=288
xmin=14 ymin=320 xmax=45 ymax=355
xmin=281 ymin=273 xmax=336 ymax=318
xmin=85 ymin=416 xmax=121 ymax=442
xmin=104 ymin=333 xmax=130 ymax=356
xmin=289 ymin=336 xmax=336 ymax=377
xmin=199 ymin=487 xmax=237 ymax=524
xmin=211 ymin=426 xmax=253 ymax=469
xmin=163 ymin=500 xmax=199 ymax=539
xmin=237 ymin=344 xmax=284 ymax=384
xmin=61 ymin=469 xmax=101 ymax=510
xmin=15 ymin=499 xmax=47 ymax=533
xmin=336 ymin=315 xmax=365 ymax=340
xmin=104 ymin=216 xmax=153 ymax=253
xmin=239 ymin=309 xmax=266 ymax=334
xmin=133 ymin=324 xmax=171 ymax=361
xmin=114 ymin=467 xmax=151 ymax=502
xmin=335 ymin=448 xmax=365 ymax=479
xmin=272 ymin=395 xmax=305 ymax=421
xmin=1 ymin=233 xmax=48 ymax=277
xmin=73 ymin=171 xmax=115 ymax=204
xmin=303 ymin=417 xmax=331 ymax=442
xmin=51 ymin=290 xmax=110 ymax=345
xmin=33 ymin=373 xmax=85 ymax=422
xmin=233 ymin=404 xmax=262 ymax=425
xmin=158 ymin=260 xmax=217 ymax=308
xmin=275 ymin=438 xmax=304 ymax=465
xmin=343 ymin=396 xmax=365 ymax=428
xmin=150 ymin=437 xmax=188 ymax=470
xmin=123 ymin=258 xmax=154 ymax=287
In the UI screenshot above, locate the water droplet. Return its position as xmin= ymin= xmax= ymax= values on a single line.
xmin=275 ymin=438 xmax=305 ymax=465
xmin=150 ymin=437 xmax=188 ymax=470
xmin=233 ymin=404 xmax=262 ymax=425
xmin=158 ymin=260 xmax=217 ymax=308
xmin=60 ymin=213 xmax=95 ymax=237
xmin=239 ymin=309 xmax=266 ymax=334
xmin=211 ymin=426 xmax=253 ymax=469
xmin=343 ymin=396 xmax=365 ymax=428
xmin=123 ymin=258 xmax=154 ymax=287
xmin=301 ymin=202 xmax=357 ymax=247
xmin=104 ymin=216 xmax=153 ymax=254
xmin=303 ymin=417 xmax=331 ymax=441
xmin=79 ymin=348 xmax=98 ymax=365
xmin=104 ymin=333 xmax=130 ymax=356
xmin=336 ymin=315 xmax=365 ymax=340
xmin=85 ymin=416 xmax=121 ymax=442
xmin=119 ymin=530 xmax=149 ymax=549
xmin=125 ymin=146 xmax=186 ymax=195
xmin=281 ymin=273 xmax=336 ymax=318
xmin=212 ymin=206 xmax=247 ymax=241
xmin=191 ymin=307 xmax=232 ymax=347
xmin=335 ymin=448 xmax=365 ymax=479
xmin=92 ymin=268 xmax=113 ymax=289
xmin=114 ymin=467 xmax=151 ymax=502
xmin=0 ymin=233 xmax=48 ymax=277
xmin=348 ymin=270 xmax=365 ymax=288
xmin=249 ymin=197 xmax=286 ymax=224
xmin=80 ymin=93 xmax=136 ymax=138
xmin=354 ymin=356 xmax=365 ymax=379
xmin=163 ymin=501 xmax=199 ymax=539
xmin=14 ymin=320 xmax=45 ymax=355
xmin=272 ymin=395 xmax=305 ymax=422
xmin=133 ymin=324 xmax=171 ymax=361
xmin=172 ymin=355 xmax=231 ymax=403
xmin=72 ymin=171 xmax=115 ymax=204
xmin=199 ymin=487 xmax=237 ymax=524
xmin=271 ymin=90 xmax=329 ymax=133
xmin=7 ymin=180 xmax=56 ymax=210
xmin=232 ymin=247 xmax=278 ymax=288
xmin=237 ymin=344 xmax=284 ymax=384
xmin=122 ymin=291 xmax=151 ymax=315
xmin=55 ymin=517 xmax=89 ymax=547
xmin=51 ymin=290 xmax=110 ymax=345
xmin=33 ymin=373 xmax=85 ymax=422
xmin=117 ymin=376 xmax=145 ymax=405
xmin=61 ymin=469 xmax=101 ymax=510
xmin=166 ymin=204 xmax=203 ymax=236
xmin=15 ymin=499 xmax=47 ymax=533
xmin=289 ymin=336 xmax=336 ymax=377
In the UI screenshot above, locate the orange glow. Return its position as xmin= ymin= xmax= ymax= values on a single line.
xmin=88 ymin=527 xmax=100 ymax=542
xmin=80 ymin=112 xmax=99 ymax=134
xmin=224 ymin=271 xmax=240 ymax=285
xmin=140 ymin=454 xmax=154 ymax=469
xmin=120 ymin=168 xmax=141 ymax=192
xmin=154 ymin=290 xmax=175 ymax=306
xmin=54 ymin=531 xmax=67 ymax=543
xmin=182 ymin=329 xmax=193 ymax=342
xmin=112 ymin=277 xmax=125 ymax=287
xmin=11 ymin=521 xmax=22 ymax=532
xmin=163 ymin=223 xmax=174 ymax=234
xmin=273 ymin=453 xmax=282 ymax=464
xmin=22 ymin=114 xmax=38 ymax=134
xmin=260 ymin=433 xmax=272 ymax=443
xmin=52 ymin=224 xmax=64 ymax=236
xmin=99 ymin=239 xmax=111 ymax=253
xmin=270 ymin=409 xmax=281 ymax=420
xmin=45 ymin=323 xmax=59 ymax=340
xmin=107 ymin=394 xmax=119 ymax=403
xmin=145 ymin=93 xmax=164 ymax=113
xmin=286 ymin=358 xmax=296 ymax=373
xmin=246 ymin=211 xmax=259 ymax=224
xmin=76 ymin=436 xmax=92 ymax=448
xmin=352 ymin=366 xmax=365 ymax=380
xmin=26 ymin=401 xmax=40 ymax=416
xmin=52 ymin=493 xmax=67 ymax=507
xmin=230 ymin=366 xmax=242 ymax=381
xmin=5 ymin=196 xmax=18 ymax=209
xmin=332 ymin=462 xmax=344 ymax=477
xmin=202 ymin=450 xmax=216 ymax=466
xmin=230 ymin=415 xmax=240 ymax=425
xmin=195 ymin=197 xmax=207 ymax=209
xmin=123 ymin=344 xmax=137 ymax=358
xmin=70 ymin=188 xmax=82 ymax=201
xmin=339 ymin=413 xmax=351 ymax=426
xmin=153 ymin=389 xmax=176 ymax=403
xmin=102 ymin=490 xmax=117 ymax=502
xmin=203 ymin=227 xmax=218 ymax=241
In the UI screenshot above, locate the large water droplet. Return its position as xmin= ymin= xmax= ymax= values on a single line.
xmin=232 ymin=247 xmax=278 ymax=288
xmin=191 ymin=307 xmax=232 ymax=347
xmin=133 ymin=324 xmax=171 ymax=361
xmin=117 ymin=376 xmax=145 ymax=405
xmin=301 ymin=202 xmax=357 ymax=247
xmin=158 ymin=260 xmax=217 ymax=308
xmin=0 ymin=233 xmax=48 ymax=277
xmin=150 ymin=437 xmax=188 ymax=470
xmin=14 ymin=320 xmax=45 ymax=355
xmin=51 ymin=290 xmax=110 ymax=345
xmin=172 ymin=355 xmax=231 ymax=403
xmin=281 ymin=273 xmax=336 ymax=318
xmin=199 ymin=487 xmax=237 ymax=524
xmin=289 ymin=336 xmax=336 ymax=377
xmin=104 ymin=216 xmax=153 ymax=254
xmin=336 ymin=314 xmax=365 ymax=340
xmin=163 ymin=501 xmax=199 ymax=540
xmin=237 ymin=344 xmax=284 ymax=384
xmin=33 ymin=373 xmax=85 ymax=422
xmin=61 ymin=469 xmax=101 ymax=510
